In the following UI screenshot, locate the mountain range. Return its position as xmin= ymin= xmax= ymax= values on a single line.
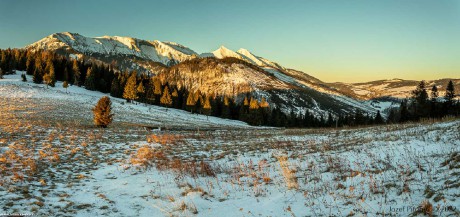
xmin=26 ymin=32 xmax=460 ymax=116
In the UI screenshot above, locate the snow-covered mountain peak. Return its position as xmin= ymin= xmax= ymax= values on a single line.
xmin=27 ymin=32 xmax=198 ymax=65
xmin=212 ymin=45 xmax=242 ymax=59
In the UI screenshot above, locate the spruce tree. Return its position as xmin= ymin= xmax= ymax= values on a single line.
xmin=374 ymin=111 xmax=384 ymax=124
xmin=354 ymin=110 xmax=365 ymax=125
xmin=194 ymin=92 xmax=203 ymax=114
xmin=43 ymin=73 xmax=51 ymax=88
xmin=248 ymin=97 xmax=262 ymax=125
xmin=239 ymin=96 xmax=250 ymax=122
xmin=171 ymin=88 xmax=179 ymax=108
xmin=92 ymin=96 xmax=114 ymax=128
xmin=0 ymin=52 xmax=7 ymax=72
xmin=412 ymin=81 xmax=429 ymax=118
xmin=387 ymin=109 xmax=397 ymax=124
xmin=430 ymin=85 xmax=438 ymax=118
xmin=72 ymin=60 xmax=81 ymax=86
xmin=444 ymin=80 xmax=456 ymax=115
xmin=445 ymin=80 xmax=455 ymax=103
xmin=259 ymin=97 xmax=269 ymax=109
xmin=222 ymin=96 xmax=231 ymax=118
xmin=327 ymin=113 xmax=334 ymax=127
xmin=413 ymin=81 xmax=429 ymax=105
xmin=202 ymin=96 xmax=212 ymax=116
xmin=44 ymin=59 xmax=56 ymax=87
xmin=431 ymin=85 xmax=438 ymax=100
xmin=33 ymin=58 xmax=43 ymax=84
xmin=186 ymin=92 xmax=196 ymax=112
xmin=26 ymin=55 xmax=34 ymax=75
xmin=84 ymin=67 xmax=96 ymax=90
xmin=153 ymin=78 xmax=162 ymax=105
xmin=144 ymin=78 xmax=156 ymax=104
xmin=399 ymin=100 xmax=409 ymax=122
xmin=136 ymin=82 xmax=145 ymax=102
xmin=123 ymin=72 xmax=138 ymax=103
xmin=110 ymin=76 xmax=122 ymax=98
xmin=160 ymin=86 xmax=172 ymax=108
xmin=249 ymin=97 xmax=260 ymax=110
xmin=21 ymin=73 xmax=27 ymax=82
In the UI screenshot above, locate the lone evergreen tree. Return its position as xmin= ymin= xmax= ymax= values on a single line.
xmin=123 ymin=72 xmax=138 ymax=103
xmin=92 ymin=96 xmax=114 ymax=128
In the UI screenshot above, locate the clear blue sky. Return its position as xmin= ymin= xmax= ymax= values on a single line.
xmin=1 ymin=0 xmax=459 ymax=82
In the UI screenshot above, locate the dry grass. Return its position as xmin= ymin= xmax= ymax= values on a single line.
xmin=130 ymin=145 xmax=166 ymax=168
xmin=276 ymin=155 xmax=299 ymax=190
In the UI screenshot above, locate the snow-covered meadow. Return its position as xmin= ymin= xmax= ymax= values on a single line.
xmin=1 ymin=73 xmax=459 ymax=216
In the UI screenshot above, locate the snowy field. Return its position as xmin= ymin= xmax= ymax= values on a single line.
xmin=1 ymin=73 xmax=460 ymax=216
xmin=0 ymin=73 xmax=250 ymax=130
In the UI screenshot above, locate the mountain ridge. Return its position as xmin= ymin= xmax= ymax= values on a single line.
xmin=24 ymin=32 xmax=459 ymax=116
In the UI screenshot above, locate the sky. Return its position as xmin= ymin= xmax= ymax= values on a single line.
xmin=0 ymin=0 xmax=459 ymax=83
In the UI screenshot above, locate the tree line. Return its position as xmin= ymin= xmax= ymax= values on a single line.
xmin=387 ymin=80 xmax=459 ymax=123
xmin=1 ymin=48 xmax=457 ymax=128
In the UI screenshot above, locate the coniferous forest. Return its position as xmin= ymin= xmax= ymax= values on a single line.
xmin=0 ymin=48 xmax=458 ymax=128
